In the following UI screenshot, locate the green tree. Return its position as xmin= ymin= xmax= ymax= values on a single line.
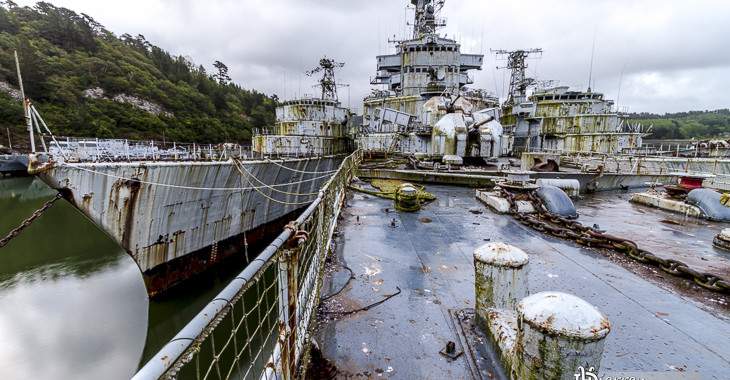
xmin=0 ymin=1 xmax=276 ymax=145
xmin=212 ymin=60 xmax=231 ymax=85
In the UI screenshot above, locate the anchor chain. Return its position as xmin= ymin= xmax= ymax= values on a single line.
xmin=501 ymin=188 xmax=730 ymax=294
xmin=0 ymin=193 xmax=63 ymax=249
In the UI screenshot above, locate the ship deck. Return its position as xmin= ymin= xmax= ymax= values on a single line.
xmin=315 ymin=185 xmax=730 ymax=379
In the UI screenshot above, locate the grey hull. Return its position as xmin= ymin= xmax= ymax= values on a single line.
xmin=37 ymin=156 xmax=342 ymax=275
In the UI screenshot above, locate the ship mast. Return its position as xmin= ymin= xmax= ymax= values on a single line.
xmin=305 ymin=57 xmax=345 ymax=101
xmin=411 ymin=0 xmax=446 ymax=38
xmin=492 ymin=48 xmax=543 ymax=105
xmin=14 ymin=50 xmax=35 ymax=153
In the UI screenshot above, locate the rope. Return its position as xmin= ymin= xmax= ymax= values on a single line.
xmin=231 ymin=159 xmax=318 ymax=206
xmin=265 ymin=158 xmax=338 ymax=174
xmin=31 ymin=105 xmax=68 ymax=160
xmin=233 ymin=159 xmax=320 ymax=196
xmin=59 ymin=161 xmax=333 ymax=192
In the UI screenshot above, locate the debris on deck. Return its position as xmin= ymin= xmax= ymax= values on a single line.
xmin=315 ymin=185 xmax=730 ymax=379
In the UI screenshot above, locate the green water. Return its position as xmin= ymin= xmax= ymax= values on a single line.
xmin=0 ymin=177 xmax=248 ymax=379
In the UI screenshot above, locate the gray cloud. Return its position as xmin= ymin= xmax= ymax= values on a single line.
xmin=15 ymin=0 xmax=730 ymax=113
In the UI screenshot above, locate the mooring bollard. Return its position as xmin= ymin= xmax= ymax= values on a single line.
xmin=514 ymin=291 xmax=611 ymax=380
xmin=474 ymin=242 xmax=529 ymax=320
xmin=713 ymin=228 xmax=730 ymax=251
xmin=395 ymin=183 xmax=420 ymax=212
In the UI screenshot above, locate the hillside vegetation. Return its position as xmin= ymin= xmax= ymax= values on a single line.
xmin=0 ymin=1 xmax=276 ymax=147
xmin=629 ymin=109 xmax=730 ymax=140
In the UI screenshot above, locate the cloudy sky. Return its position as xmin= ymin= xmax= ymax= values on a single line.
xmin=15 ymin=0 xmax=730 ymax=114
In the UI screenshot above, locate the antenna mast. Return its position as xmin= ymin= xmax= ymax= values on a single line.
xmin=616 ymin=64 xmax=625 ymax=112
xmin=14 ymin=50 xmax=35 ymax=153
xmin=492 ymin=48 xmax=543 ymax=105
xmin=587 ymin=34 xmax=596 ymax=92
xmin=305 ymin=57 xmax=345 ymax=101
xmin=411 ymin=0 xmax=446 ymax=38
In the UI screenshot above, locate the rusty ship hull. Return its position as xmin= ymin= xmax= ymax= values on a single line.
xmin=37 ymin=156 xmax=342 ymax=295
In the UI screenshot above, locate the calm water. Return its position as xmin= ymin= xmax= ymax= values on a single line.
xmin=0 ymin=177 xmax=248 ymax=379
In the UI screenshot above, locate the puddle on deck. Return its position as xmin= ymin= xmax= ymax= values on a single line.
xmin=315 ymin=185 xmax=730 ymax=379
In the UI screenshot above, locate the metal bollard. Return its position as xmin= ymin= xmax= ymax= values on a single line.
xmin=514 ymin=291 xmax=611 ymax=380
xmin=473 ymin=242 xmax=529 ymax=321
xmin=713 ymin=228 xmax=730 ymax=251
xmin=394 ymin=183 xmax=420 ymax=212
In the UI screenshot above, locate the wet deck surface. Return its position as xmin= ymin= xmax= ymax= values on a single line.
xmin=316 ymin=185 xmax=730 ymax=379
xmin=577 ymin=190 xmax=730 ymax=278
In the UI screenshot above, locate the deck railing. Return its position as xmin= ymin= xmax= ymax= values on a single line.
xmin=42 ymin=136 xmax=254 ymax=162
xmin=133 ymin=149 xmax=362 ymax=380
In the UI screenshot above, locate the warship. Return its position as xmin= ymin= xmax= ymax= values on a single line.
xmin=354 ymin=1 xmax=730 ymax=181
xmin=358 ymin=0 xmax=503 ymax=163
xmin=29 ymin=58 xmax=352 ymax=296
xmin=495 ymin=49 xmax=644 ymax=157
xmin=3 ymin=1 xmax=730 ymax=379
xmin=306 ymin=3 xmax=730 ymax=380
xmin=253 ymin=57 xmax=353 ymax=157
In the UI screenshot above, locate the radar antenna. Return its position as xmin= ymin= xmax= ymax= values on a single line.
xmin=492 ymin=48 xmax=543 ymax=105
xmin=534 ymin=79 xmax=559 ymax=90
xmin=306 ymin=57 xmax=345 ymax=101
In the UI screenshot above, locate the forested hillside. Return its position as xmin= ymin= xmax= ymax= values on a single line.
xmin=628 ymin=109 xmax=730 ymax=140
xmin=0 ymin=1 xmax=276 ymax=147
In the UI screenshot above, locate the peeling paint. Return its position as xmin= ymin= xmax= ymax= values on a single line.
xmin=513 ymin=292 xmax=610 ymax=380
xmin=474 ymin=242 xmax=529 ymax=324
xmin=38 ymin=157 xmax=341 ymax=277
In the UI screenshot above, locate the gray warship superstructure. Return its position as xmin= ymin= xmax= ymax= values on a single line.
xmin=31 ymin=59 xmax=351 ymax=296
xmin=497 ymin=49 xmax=644 ymax=157
xmin=253 ymin=57 xmax=352 ymax=157
xmin=358 ymin=0 xmax=505 ymax=163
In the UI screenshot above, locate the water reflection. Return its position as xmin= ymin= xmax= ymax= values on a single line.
xmin=0 ymin=177 xmax=261 ymax=378
xmin=0 ymin=262 xmax=147 ymax=379
xmin=574 ymin=190 xmax=730 ymax=272
xmin=0 ymin=177 xmax=147 ymax=379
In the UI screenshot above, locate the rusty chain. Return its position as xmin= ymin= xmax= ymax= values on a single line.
xmin=0 ymin=193 xmax=63 ymax=249
xmin=501 ymin=188 xmax=730 ymax=295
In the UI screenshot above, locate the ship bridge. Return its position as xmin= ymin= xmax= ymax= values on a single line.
xmin=361 ymin=0 xmax=499 ymax=159
xmin=372 ymin=35 xmax=483 ymax=97
xmin=370 ymin=0 xmax=483 ymax=98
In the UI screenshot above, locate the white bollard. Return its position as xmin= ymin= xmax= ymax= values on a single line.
xmin=515 ymin=291 xmax=611 ymax=380
xmin=474 ymin=242 xmax=529 ymax=320
xmin=713 ymin=228 xmax=730 ymax=251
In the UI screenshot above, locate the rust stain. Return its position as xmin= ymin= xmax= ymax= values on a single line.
xmin=121 ymin=178 xmax=141 ymax=249
xmin=82 ymin=193 xmax=93 ymax=209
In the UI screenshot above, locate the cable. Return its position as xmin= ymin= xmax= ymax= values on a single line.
xmin=60 ymin=161 xmax=333 ymax=192
xmin=322 ymin=286 xmax=402 ymax=316
xmin=320 ymin=265 xmax=355 ymax=301
xmin=31 ymin=105 xmax=67 ymax=160
xmin=233 ymin=159 xmax=321 ymax=196
xmin=234 ymin=160 xmax=318 ymax=206
xmin=265 ymin=157 xmax=338 ymax=174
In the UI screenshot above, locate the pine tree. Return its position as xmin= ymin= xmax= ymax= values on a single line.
xmin=212 ymin=61 xmax=231 ymax=85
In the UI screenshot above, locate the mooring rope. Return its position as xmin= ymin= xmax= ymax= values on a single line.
xmin=59 ymin=161 xmax=333 ymax=192
xmin=233 ymin=159 xmax=321 ymax=196
xmin=231 ymin=159 xmax=319 ymax=206
xmin=265 ymin=158 xmax=338 ymax=174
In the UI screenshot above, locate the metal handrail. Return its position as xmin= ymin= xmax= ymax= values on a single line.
xmin=133 ymin=149 xmax=362 ymax=380
xmin=43 ymin=136 xmax=254 ymax=163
